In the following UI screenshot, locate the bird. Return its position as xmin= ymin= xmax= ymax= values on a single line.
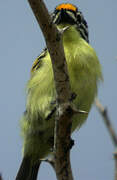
xmin=16 ymin=3 xmax=102 ymax=180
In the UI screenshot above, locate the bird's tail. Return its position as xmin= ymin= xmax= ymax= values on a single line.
xmin=16 ymin=156 xmax=41 ymax=180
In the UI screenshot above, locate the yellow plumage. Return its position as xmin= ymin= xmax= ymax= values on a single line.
xmin=21 ymin=25 xmax=102 ymax=161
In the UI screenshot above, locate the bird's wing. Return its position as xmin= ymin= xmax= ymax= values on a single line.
xmin=31 ymin=48 xmax=47 ymax=73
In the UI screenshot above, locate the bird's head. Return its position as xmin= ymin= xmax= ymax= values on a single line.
xmin=52 ymin=3 xmax=89 ymax=43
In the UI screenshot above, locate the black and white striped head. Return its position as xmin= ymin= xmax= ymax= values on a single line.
xmin=52 ymin=3 xmax=89 ymax=43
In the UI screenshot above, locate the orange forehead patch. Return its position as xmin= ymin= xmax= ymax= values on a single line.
xmin=56 ymin=3 xmax=77 ymax=12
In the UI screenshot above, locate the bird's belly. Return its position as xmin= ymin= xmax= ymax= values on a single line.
xmin=69 ymin=70 xmax=97 ymax=131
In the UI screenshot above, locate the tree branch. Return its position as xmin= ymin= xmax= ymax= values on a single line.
xmin=28 ymin=0 xmax=71 ymax=103
xmin=54 ymin=104 xmax=74 ymax=180
xmin=27 ymin=0 xmax=74 ymax=179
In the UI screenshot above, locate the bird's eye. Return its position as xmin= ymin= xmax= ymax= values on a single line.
xmin=77 ymin=14 xmax=82 ymax=24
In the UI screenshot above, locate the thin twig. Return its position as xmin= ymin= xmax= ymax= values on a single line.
xmin=95 ymin=98 xmax=117 ymax=180
xmin=95 ymin=98 xmax=117 ymax=146
xmin=114 ymin=151 xmax=117 ymax=180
